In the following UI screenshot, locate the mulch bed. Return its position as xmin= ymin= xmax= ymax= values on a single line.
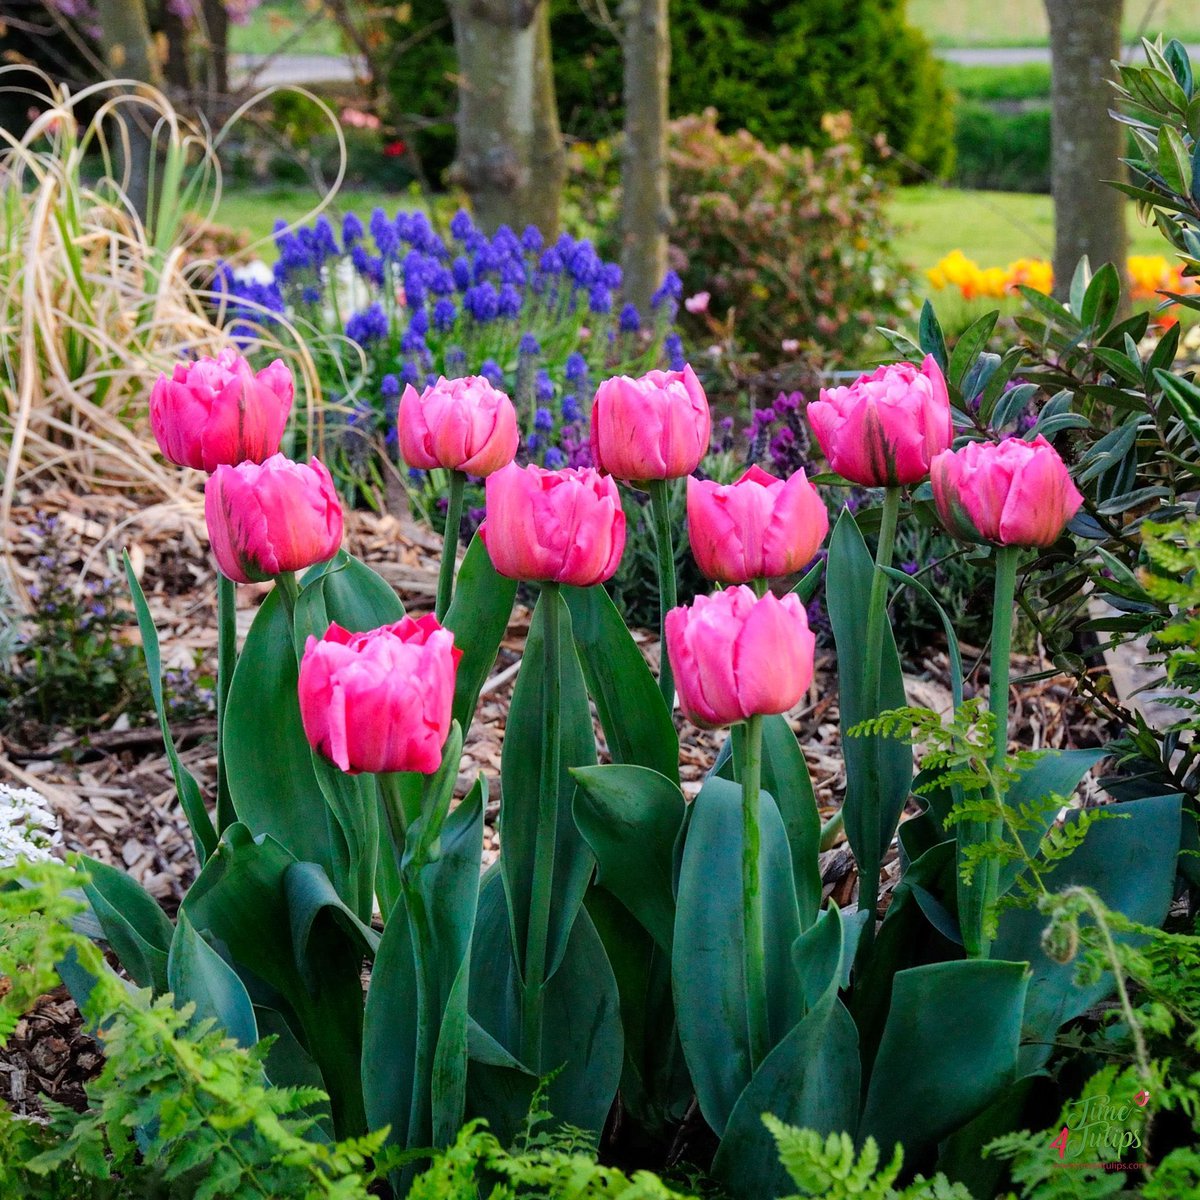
xmin=0 ymin=481 xmax=1112 ymax=1117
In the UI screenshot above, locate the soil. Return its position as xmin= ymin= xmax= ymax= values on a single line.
xmin=0 ymin=481 xmax=1113 ymax=1118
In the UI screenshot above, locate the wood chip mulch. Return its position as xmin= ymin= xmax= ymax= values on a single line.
xmin=1 ymin=481 xmax=1112 ymax=1116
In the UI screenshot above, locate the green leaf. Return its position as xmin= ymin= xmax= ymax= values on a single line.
xmin=123 ymin=552 xmax=215 ymax=863
xmin=1165 ymin=39 xmax=1195 ymax=98
xmin=444 ymin=533 xmax=517 ymax=733
xmin=713 ymin=907 xmax=862 ymax=1199
xmin=918 ymin=299 xmax=948 ymax=372
xmin=572 ymin=764 xmax=686 ymax=952
xmin=1154 ymin=368 xmax=1200 ymax=450
xmin=1080 ymin=262 xmax=1122 ymax=334
xmin=1017 ymin=285 xmax=1081 ymax=330
xmin=672 ymin=776 xmax=801 ymax=1136
xmin=500 ymin=587 xmax=597 ymax=986
xmin=826 ymin=511 xmax=912 ymax=907
xmin=167 ymin=909 xmax=258 ymax=1049
xmin=993 ymin=792 xmax=1182 ymax=1074
xmin=947 ymin=311 xmax=998 ymax=392
xmin=363 ymin=786 xmax=483 ymax=1177
xmin=182 ymin=824 xmax=369 ymax=1138
xmin=563 ymin=583 xmax=679 ymax=784
xmin=1068 ymin=256 xmax=1091 ymax=318
xmin=759 ymin=716 xmax=822 ymax=929
xmin=1157 ymin=122 xmax=1192 ymax=194
xmin=81 ymin=855 xmax=174 ymax=994
xmin=468 ymin=870 xmax=623 ymax=1145
xmin=859 ymin=959 xmax=1029 ymax=1156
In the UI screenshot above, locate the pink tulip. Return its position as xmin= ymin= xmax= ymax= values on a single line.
xmin=204 ymin=453 xmax=343 ymax=584
xmin=396 ymin=375 xmax=519 ymax=476
xmin=687 ymin=465 xmax=829 ymax=584
xmin=666 ymin=587 xmax=815 ymax=729
xmin=298 ymin=616 xmax=460 ymax=775
xmin=807 ymin=355 xmax=952 ymax=487
xmin=590 ymin=365 xmax=711 ymax=482
xmin=481 ymin=462 xmax=625 ymax=586
xmin=150 ymin=349 xmax=294 ymax=473
xmin=931 ymin=435 xmax=1083 ymax=548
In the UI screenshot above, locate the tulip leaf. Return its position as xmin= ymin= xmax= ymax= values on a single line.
xmin=858 ymin=959 xmax=1029 ymax=1158
xmin=182 ymin=823 xmax=368 ymax=1138
xmin=500 ymin=586 xmax=597 ymax=986
xmin=993 ymin=792 xmax=1182 ymax=1074
xmin=572 ymin=764 xmax=686 ymax=952
xmin=672 ymin=775 xmax=801 ymax=1136
xmin=563 ymin=584 xmax=679 ymax=785
xmin=826 ymin=511 xmax=912 ymax=915
xmin=468 ymin=869 xmax=623 ymax=1146
xmin=167 ymin=909 xmax=259 ymax=1049
xmin=444 ymin=533 xmax=518 ymax=733
xmin=123 ymin=551 xmax=216 ymax=864
xmin=918 ymin=298 xmax=948 ymax=372
xmin=713 ymin=907 xmax=862 ymax=1198
xmin=363 ymin=785 xmax=483 ymax=1182
xmin=81 ymin=855 xmax=174 ymax=995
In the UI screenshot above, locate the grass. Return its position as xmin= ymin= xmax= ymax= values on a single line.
xmin=228 ymin=0 xmax=346 ymax=58
xmin=210 ymin=185 xmax=409 ymax=244
xmin=910 ymin=0 xmax=1200 ymax=49
xmin=941 ymin=63 xmax=1050 ymax=103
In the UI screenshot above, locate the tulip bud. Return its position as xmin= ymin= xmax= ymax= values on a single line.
xmin=482 ymin=462 xmax=625 ymax=586
xmin=150 ymin=349 xmax=294 ymax=472
xmin=687 ymin=465 xmax=828 ymax=584
xmin=298 ymin=616 xmax=461 ymax=775
xmin=807 ymin=355 xmax=952 ymax=487
xmin=931 ymin=435 xmax=1083 ymax=548
xmin=396 ymin=375 xmax=519 ymax=476
xmin=666 ymin=587 xmax=815 ymax=728
xmin=204 ymin=453 xmax=343 ymax=584
xmin=590 ymin=365 xmax=711 ymax=482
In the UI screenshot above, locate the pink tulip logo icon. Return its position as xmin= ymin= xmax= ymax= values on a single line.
xmin=1134 ymin=1089 xmax=1150 ymax=1108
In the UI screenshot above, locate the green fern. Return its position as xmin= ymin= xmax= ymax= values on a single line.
xmin=764 ymin=1116 xmax=971 ymax=1200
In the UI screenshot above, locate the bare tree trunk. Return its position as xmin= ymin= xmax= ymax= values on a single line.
xmin=619 ymin=0 xmax=670 ymax=314
xmin=1045 ymin=0 xmax=1128 ymax=302
xmin=201 ymin=0 xmax=230 ymax=116
xmin=94 ymin=0 xmax=164 ymax=221
xmin=445 ymin=0 xmax=565 ymax=235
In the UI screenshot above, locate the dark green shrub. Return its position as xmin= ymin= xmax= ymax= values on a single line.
xmin=384 ymin=0 xmax=955 ymax=184
xmin=952 ymin=102 xmax=1052 ymax=192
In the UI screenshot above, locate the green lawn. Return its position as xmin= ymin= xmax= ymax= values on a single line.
xmin=228 ymin=0 xmax=347 ymax=57
xmin=910 ymin=0 xmax=1200 ymax=48
xmin=210 ymin=186 xmax=412 ymax=246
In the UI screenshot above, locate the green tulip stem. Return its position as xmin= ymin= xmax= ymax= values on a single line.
xmin=856 ymin=484 xmax=903 ymax=919
xmin=215 ymin=572 xmax=237 ymax=835
xmin=378 ymin=772 xmax=412 ymax=877
xmin=522 ymin=582 xmax=562 ymax=1064
xmin=741 ymin=712 xmax=770 ymax=1071
xmin=276 ymin=570 xmax=300 ymax=622
xmin=977 ymin=544 xmax=1020 ymax=959
xmin=648 ymin=478 xmax=677 ymax=711
xmin=436 ymin=469 xmax=467 ymax=622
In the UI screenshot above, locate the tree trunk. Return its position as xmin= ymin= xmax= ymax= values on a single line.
xmin=1045 ymin=0 xmax=1128 ymax=302
xmin=94 ymin=0 xmax=164 ymax=221
xmin=201 ymin=0 xmax=230 ymax=116
xmin=445 ymin=0 xmax=565 ymax=236
xmin=620 ymin=0 xmax=670 ymax=315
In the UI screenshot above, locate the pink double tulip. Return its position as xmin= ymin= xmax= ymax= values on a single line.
xmin=590 ymin=365 xmax=711 ymax=482
xmin=396 ymin=375 xmax=519 ymax=476
xmin=204 ymin=453 xmax=343 ymax=583
xmin=687 ymin=465 xmax=828 ymax=584
xmin=482 ymin=462 xmax=625 ymax=586
xmin=298 ymin=616 xmax=460 ymax=775
xmin=931 ymin=435 xmax=1083 ymax=548
xmin=666 ymin=587 xmax=815 ymax=728
xmin=150 ymin=349 xmax=294 ymax=473
xmin=807 ymin=356 xmax=952 ymax=487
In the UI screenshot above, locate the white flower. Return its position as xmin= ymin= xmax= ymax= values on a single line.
xmin=0 ymin=783 xmax=61 ymax=868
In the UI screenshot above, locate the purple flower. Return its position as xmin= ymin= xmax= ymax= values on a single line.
xmin=651 ymin=270 xmax=683 ymax=310
xmin=521 ymin=225 xmax=544 ymax=253
xmin=618 ymin=303 xmax=641 ymax=333
xmin=519 ymin=333 xmax=541 ymax=356
xmin=369 ymin=207 xmax=399 ymax=257
xmin=588 ymin=284 xmax=612 ymax=315
xmin=401 ymin=327 xmax=426 ymax=355
xmin=562 ymin=394 xmax=582 ymax=423
xmin=497 ymin=283 xmax=523 ymax=318
xmin=539 ymin=247 xmax=564 ymax=275
xmin=381 ymin=373 xmax=401 ymax=399
xmin=342 ymin=211 xmax=364 ymax=248
xmin=313 ymin=216 xmax=338 ymax=262
xmin=452 ymin=256 xmax=472 ymax=290
xmin=432 ymin=299 xmax=457 ymax=332
xmin=663 ymin=331 xmax=686 ymax=371
xmin=535 ymin=370 xmax=554 ymax=402
xmin=544 ymin=447 xmax=566 ymax=469
xmin=345 ymin=302 xmax=388 ymax=344
xmin=350 ymin=244 xmax=384 ymax=287
xmin=450 ymin=209 xmax=475 ymax=240
xmin=480 ymin=358 xmax=505 ymax=387
xmin=401 ymin=360 xmax=421 ymax=386
xmin=301 ymin=286 xmax=322 ymax=305
xmin=565 ymin=351 xmax=588 ymax=383
xmin=429 ymin=266 xmax=455 ymax=295
xmin=409 ymin=306 xmax=430 ymax=336
xmin=445 ymin=347 xmax=468 ymax=371
xmin=464 ymin=282 xmax=500 ymax=322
